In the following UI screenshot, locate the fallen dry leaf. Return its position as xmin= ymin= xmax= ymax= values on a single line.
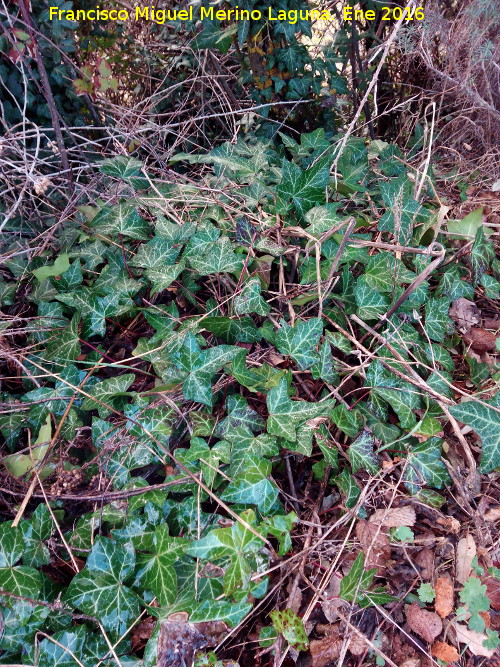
xmin=414 ymin=548 xmax=435 ymax=581
xmin=356 ymin=519 xmax=391 ymax=575
xmin=320 ymin=574 xmax=343 ymax=623
xmin=449 ymin=298 xmax=480 ymax=333
xmin=431 ymin=641 xmax=460 ymax=663
xmin=348 ymin=632 xmax=366 ymax=656
xmin=436 ymin=516 xmax=460 ymax=534
xmin=399 ymin=660 xmax=421 ymax=667
xmin=456 ymin=535 xmax=477 ymax=584
xmin=464 ymin=328 xmax=497 ymax=353
xmin=484 ymin=507 xmax=500 ymax=522
xmin=435 ymin=575 xmax=454 ymax=618
xmin=406 ymin=602 xmax=443 ymax=643
xmin=455 ymin=623 xmax=496 ymax=657
xmin=483 ymin=574 xmax=500 ymax=610
xmin=157 ymin=615 xmax=228 ymax=667
xmin=369 ymin=506 xmax=416 ymax=528
xmin=310 ymin=635 xmax=342 ymax=667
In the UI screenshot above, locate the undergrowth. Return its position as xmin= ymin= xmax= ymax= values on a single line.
xmin=0 ymin=129 xmax=499 ymax=665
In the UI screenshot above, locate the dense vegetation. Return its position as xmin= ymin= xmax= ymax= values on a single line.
xmin=1 ymin=1 xmax=499 ymax=666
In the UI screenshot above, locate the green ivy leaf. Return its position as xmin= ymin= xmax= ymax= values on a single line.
xmin=402 ymin=438 xmax=451 ymax=494
xmin=425 ymin=297 xmax=453 ymax=342
xmin=348 ymin=428 xmax=380 ymax=474
xmin=63 ymin=537 xmax=141 ymax=637
xmin=233 ymin=279 xmax=270 ymax=316
xmin=275 ymin=317 xmax=322 ymax=370
xmin=20 ymin=504 xmax=54 ymax=567
xmin=81 ymin=373 xmax=135 ymax=418
xmin=189 ymin=237 xmax=243 ymax=276
xmin=203 ymin=316 xmax=261 ymax=344
xmin=355 ymin=278 xmax=389 ymax=320
xmin=267 ymin=377 xmax=334 ymax=442
xmin=135 ymin=525 xmax=187 ymax=606
xmin=221 ymin=456 xmax=278 ymax=514
xmin=270 ymin=608 xmax=309 ymax=652
xmin=276 ymin=159 xmax=329 ymax=219
xmin=91 ymin=202 xmax=150 ymax=240
xmin=449 ymin=393 xmax=500 ymax=473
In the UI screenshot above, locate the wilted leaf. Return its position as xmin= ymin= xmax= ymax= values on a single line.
xmin=455 ymin=623 xmax=496 ymax=657
xmin=355 ymin=520 xmax=390 ymax=575
xmin=431 ymin=641 xmax=460 ymax=663
xmin=456 ymin=535 xmax=476 ymax=584
xmin=369 ymin=506 xmax=416 ymax=528
xmin=405 ymin=602 xmax=442 ymax=643
xmin=434 ymin=575 xmax=454 ymax=618
xmin=310 ymin=635 xmax=342 ymax=666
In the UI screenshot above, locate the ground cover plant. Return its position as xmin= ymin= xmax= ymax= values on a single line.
xmin=1 ymin=126 xmax=499 ymax=666
xmin=1 ymin=1 xmax=500 ymax=666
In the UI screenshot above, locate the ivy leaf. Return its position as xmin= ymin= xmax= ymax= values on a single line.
xmin=0 ymin=524 xmax=41 ymax=596
xmin=340 ymin=552 xmax=376 ymax=603
xmin=311 ymin=340 xmax=338 ymax=384
xmin=402 ymin=438 xmax=451 ymax=494
xmin=229 ymin=349 xmax=285 ymax=393
xmin=20 ymin=504 xmax=54 ymax=567
xmin=275 ymin=317 xmax=322 ymax=370
xmin=378 ymin=175 xmax=423 ymax=245
xmin=178 ymin=336 xmax=241 ymax=406
xmin=348 ymin=428 xmax=380 ymax=474
xmin=185 ymin=510 xmax=264 ymax=596
xmin=425 ymin=297 xmax=453 ymax=342
xmin=449 ymin=393 xmax=500 ymax=473
xmin=335 ymin=469 xmax=361 ymax=508
xmin=81 ymin=373 xmax=135 ymax=418
xmin=63 ymin=537 xmax=141 ymax=637
xmin=216 ymin=395 xmax=265 ymax=436
xmin=233 ymin=279 xmax=270 ymax=316
xmin=221 ymin=455 xmax=279 ymax=514
xmin=129 ymin=236 xmax=181 ymax=269
xmin=203 ymin=316 xmax=261 ymax=344
xmin=267 ymin=377 xmax=334 ymax=442
xmin=189 ymin=237 xmax=243 ymax=276
xmin=91 ymin=202 xmax=150 ymax=240
xmin=276 ymin=159 xmax=329 ymax=219
xmin=189 ymin=599 xmax=252 ymax=627
xmin=470 ymin=226 xmax=495 ymax=285
xmin=135 ymin=525 xmax=188 ymax=606
xmin=99 ymin=156 xmax=143 ymax=180
xmin=270 ymin=608 xmax=309 ymax=652
xmin=355 ymin=278 xmax=389 ymax=320
xmin=331 ymin=404 xmax=364 ymax=438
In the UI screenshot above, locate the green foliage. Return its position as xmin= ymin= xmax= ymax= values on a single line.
xmin=1 ymin=126 xmax=498 ymax=665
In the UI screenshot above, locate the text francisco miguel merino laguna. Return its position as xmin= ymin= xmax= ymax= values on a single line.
xmin=49 ymin=4 xmax=351 ymax=25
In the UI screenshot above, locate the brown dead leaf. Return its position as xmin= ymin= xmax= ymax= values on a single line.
xmin=434 ymin=575 xmax=454 ymax=618
xmin=348 ymin=632 xmax=367 ymax=656
xmin=484 ymin=507 xmax=500 ymax=522
xmin=399 ymin=660 xmax=421 ymax=667
xmin=356 ymin=520 xmax=391 ymax=575
xmin=131 ymin=616 xmax=156 ymax=652
xmin=310 ymin=635 xmax=342 ymax=667
xmin=157 ymin=615 xmax=228 ymax=667
xmin=406 ymin=602 xmax=443 ymax=643
xmin=483 ymin=574 xmax=500 ymax=611
xmin=320 ymin=574 xmax=343 ymax=623
xmin=456 ymin=535 xmax=477 ymax=584
xmin=369 ymin=506 xmax=416 ymax=528
xmin=455 ymin=623 xmax=496 ymax=657
xmin=464 ymin=328 xmax=497 ymax=353
xmin=436 ymin=516 xmax=460 ymax=534
xmin=414 ymin=548 xmax=435 ymax=581
xmin=449 ymin=298 xmax=480 ymax=333
xmin=431 ymin=641 xmax=460 ymax=663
